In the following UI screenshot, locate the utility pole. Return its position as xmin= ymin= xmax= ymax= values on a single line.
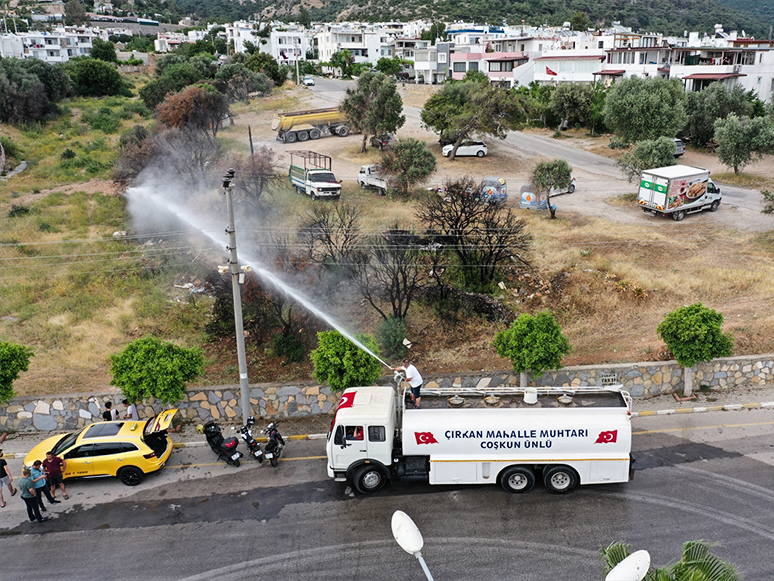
xmin=220 ymin=169 xmax=252 ymax=425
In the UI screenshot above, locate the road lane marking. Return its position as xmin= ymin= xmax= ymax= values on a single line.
xmin=634 ymin=420 xmax=774 ymax=435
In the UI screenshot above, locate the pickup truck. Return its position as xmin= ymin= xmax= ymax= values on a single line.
xmin=289 ymin=151 xmax=341 ymax=200
xmin=357 ymin=164 xmax=392 ymax=195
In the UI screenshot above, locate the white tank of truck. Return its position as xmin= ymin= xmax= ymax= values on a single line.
xmin=326 ymin=383 xmax=633 ymax=494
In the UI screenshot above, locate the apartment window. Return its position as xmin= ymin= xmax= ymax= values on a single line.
xmin=438 ymin=53 xmax=447 ymax=63
xmin=761 ymin=54 xmax=764 ymax=64
xmin=489 ymin=61 xmax=514 ymax=72
xmin=758 ymin=76 xmax=763 ymax=84
xmin=469 ymin=62 xmax=479 ymax=71
xmin=598 ymin=41 xmax=604 ymax=49
xmin=521 ymin=43 xmax=525 ymax=52
xmin=453 ymin=62 xmax=466 ymax=72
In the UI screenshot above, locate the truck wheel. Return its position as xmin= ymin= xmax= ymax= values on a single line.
xmin=500 ymin=466 xmax=535 ymax=493
xmin=296 ymin=186 xmax=305 ymax=195
xmin=338 ymin=126 xmax=350 ymax=137
xmin=567 ymin=184 xmax=576 ymax=193
xmin=709 ymin=200 xmax=720 ymax=212
xmin=298 ymin=131 xmax=309 ymax=142
xmin=378 ymin=188 xmax=386 ymax=196
xmin=543 ymin=465 xmax=578 ymax=494
xmin=309 ymin=129 xmax=321 ymax=140
xmin=310 ymin=192 xmax=317 ymax=201
xmin=353 ymin=465 xmax=386 ymax=494
xmin=673 ymin=210 xmax=686 ymax=221
xmin=359 ymin=180 xmax=365 ymax=189
xmin=284 ymin=132 xmax=297 ymax=144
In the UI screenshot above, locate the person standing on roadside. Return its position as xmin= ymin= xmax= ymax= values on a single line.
xmin=19 ymin=468 xmax=48 ymax=523
xmin=123 ymin=399 xmax=139 ymax=420
xmin=393 ymin=357 xmax=424 ymax=409
xmin=30 ymin=460 xmax=58 ymax=510
xmin=103 ymin=401 xmax=118 ymax=421
xmin=0 ymin=449 xmax=17 ymax=508
xmin=42 ymin=451 xmax=68 ymax=501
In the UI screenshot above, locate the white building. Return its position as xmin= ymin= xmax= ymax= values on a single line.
xmin=0 ymin=26 xmax=103 ymax=62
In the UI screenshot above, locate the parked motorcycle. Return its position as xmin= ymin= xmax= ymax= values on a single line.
xmin=262 ymin=420 xmax=285 ymax=467
xmin=234 ymin=416 xmax=264 ymax=463
xmin=198 ymin=421 xmax=243 ymax=467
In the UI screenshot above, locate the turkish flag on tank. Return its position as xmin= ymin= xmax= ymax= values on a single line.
xmin=338 ymin=392 xmax=355 ymax=409
xmin=546 ymin=67 xmax=558 ymax=76
xmin=595 ymin=430 xmax=618 ymax=443
xmin=415 ymin=432 xmax=439 ymax=445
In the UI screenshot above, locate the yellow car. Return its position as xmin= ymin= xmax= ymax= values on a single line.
xmin=24 ymin=409 xmax=178 ymax=486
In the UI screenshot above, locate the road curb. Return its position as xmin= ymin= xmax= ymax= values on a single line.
xmin=633 ymin=401 xmax=774 ymax=417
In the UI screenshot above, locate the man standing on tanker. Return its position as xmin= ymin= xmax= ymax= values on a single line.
xmin=393 ymin=358 xmax=423 ymax=409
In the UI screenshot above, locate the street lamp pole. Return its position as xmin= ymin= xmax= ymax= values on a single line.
xmin=221 ymin=169 xmax=252 ymax=425
xmin=391 ymin=510 xmax=435 ymax=581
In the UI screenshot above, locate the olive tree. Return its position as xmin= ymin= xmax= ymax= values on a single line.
xmin=493 ymin=310 xmax=571 ymax=387
xmin=311 ymin=331 xmax=382 ymax=392
xmin=714 ymin=113 xmax=774 ymax=175
xmin=549 ymin=83 xmax=593 ymax=131
xmin=684 ymin=82 xmax=752 ymax=147
xmin=657 ymin=303 xmax=734 ymax=396
xmin=604 ymin=77 xmax=687 ymax=143
xmin=110 ymin=336 xmax=205 ymax=404
xmin=530 ymin=158 xmax=573 ymax=219
xmin=615 ymin=136 xmax=677 ymax=182
xmin=0 ymin=342 xmax=34 ymax=403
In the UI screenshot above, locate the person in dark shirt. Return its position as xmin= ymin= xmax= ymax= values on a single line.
xmin=0 ymin=448 xmax=17 ymax=508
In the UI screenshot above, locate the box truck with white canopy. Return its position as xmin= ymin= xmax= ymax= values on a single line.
xmin=326 ymin=384 xmax=633 ymax=494
xmin=636 ymin=165 xmax=721 ymax=221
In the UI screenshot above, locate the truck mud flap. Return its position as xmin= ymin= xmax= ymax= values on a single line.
xmin=629 ymin=454 xmax=636 ymax=481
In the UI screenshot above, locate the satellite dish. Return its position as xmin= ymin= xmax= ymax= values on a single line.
xmin=605 ymin=550 xmax=651 ymax=581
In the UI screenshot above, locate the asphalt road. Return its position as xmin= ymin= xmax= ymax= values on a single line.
xmin=2 ymin=409 xmax=774 ymax=580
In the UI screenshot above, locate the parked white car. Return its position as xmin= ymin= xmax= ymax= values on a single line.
xmin=302 ymin=76 xmax=315 ymax=86
xmin=521 ymin=175 xmax=577 ymax=196
xmin=673 ymin=138 xmax=685 ymax=157
xmin=442 ymin=140 xmax=488 ymax=158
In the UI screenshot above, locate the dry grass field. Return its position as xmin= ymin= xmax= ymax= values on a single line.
xmin=2 ymin=79 xmax=774 ymax=397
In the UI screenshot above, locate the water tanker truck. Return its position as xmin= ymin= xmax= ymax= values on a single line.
xmin=326 ymin=383 xmax=634 ymax=494
xmin=272 ymin=107 xmax=351 ymax=143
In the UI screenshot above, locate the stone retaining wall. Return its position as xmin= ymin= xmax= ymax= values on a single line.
xmin=1 ymin=354 xmax=771 ymax=433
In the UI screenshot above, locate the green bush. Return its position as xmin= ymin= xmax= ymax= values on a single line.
xmin=608 ymin=137 xmax=630 ymax=149
xmin=9 ymin=204 xmax=30 ymax=218
xmin=493 ymin=310 xmax=571 ymax=377
xmin=311 ymin=330 xmax=382 ymax=392
xmin=0 ymin=135 xmax=20 ymax=157
xmin=377 ymin=317 xmax=408 ymax=359
xmin=270 ymin=333 xmax=306 ymax=364
xmin=0 ymin=342 xmax=34 ymax=403
xmin=84 ymin=111 xmax=121 ymax=133
xmin=61 ymin=148 xmax=76 ymax=159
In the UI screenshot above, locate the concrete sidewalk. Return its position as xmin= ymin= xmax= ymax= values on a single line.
xmin=2 ymin=384 xmax=774 ymax=460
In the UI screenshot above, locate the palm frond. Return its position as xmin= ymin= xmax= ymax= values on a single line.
xmin=600 ymin=541 xmax=632 ymax=574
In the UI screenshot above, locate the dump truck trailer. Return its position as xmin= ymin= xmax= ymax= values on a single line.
xmin=327 ymin=384 xmax=633 ymax=494
xmin=272 ymin=107 xmax=351 ymax=143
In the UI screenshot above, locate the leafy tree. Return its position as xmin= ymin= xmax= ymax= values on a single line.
xmin=65 ymin=0 xmax=88 ymax=26
xmin=416 ymin=175 xmax=531 ymax=293
xmin=156 ymin=84 xmax=229 ymax=137
xmin=588 ymin=81 xmax=608 ymax=135
xmin=244 ymin=52 xmax=284 ymax=86
xmin=376 ymin=317 xmax=408 ymax=359
xmin=0 ymin=342 xmax=34 ymax=403
xmin=341 ymin=71 xmax=405 ymax=153
xmin=549 ymin=82 xmax=593 ymax=130
xmin=214 ymin=63 xmax=271 ymax=103
xmin=65 ymin=58 xmax=128 ymax=97
xmin=530 ymin=158 xmax=573 ymax=219
xmin=311 ymin=331 xmax=382 ymax=392
xmin=375 ymin=56 xmax=403 ymax=77
xmin=421 ymin=80 xmax=524 ymax=159
xmin=762 ymin=189 xmax=774 ymax=214
xmin=0 ymin=60 xmax=56 ymax=124
xmin=230 ymin=146 xmax=282 ymax=214
xmin=110 ymin=336 xmax=205 ymax=404
xmin=18 ymin=58 xmax=73 ymax=102
xmin=515 ymin=81 xmax=559 ymax=128
xmin=684 ymin=83 xmax=752 ymax=147
xmin=378 ymin=138 xmax=436 ymax=195
xmin=714 ymin=113 xmax=774 ymax=174
xmin=604 ymin=77 xmax=687 ymax=143
xmin=657 ymin=303 xmax=733 ymax=396
xmin=615 ymin=136 xmax=677 ymax=182
xmin=493 ymin=310 xmax=570 ymax=387
xmin=420 ymin=22 xmax=446 ymax=43
xmin=569 ymin=12 xmax=591 ymax=31
xmin=188 ymin=40 xmax=217 ymax=58
xmin=601 ymin=540 xmax=740 ymax=581
xmin=296 ymin=6 xmax=311 ymax=27
xmin=90 ymin=38 xmax=117 ymax=62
